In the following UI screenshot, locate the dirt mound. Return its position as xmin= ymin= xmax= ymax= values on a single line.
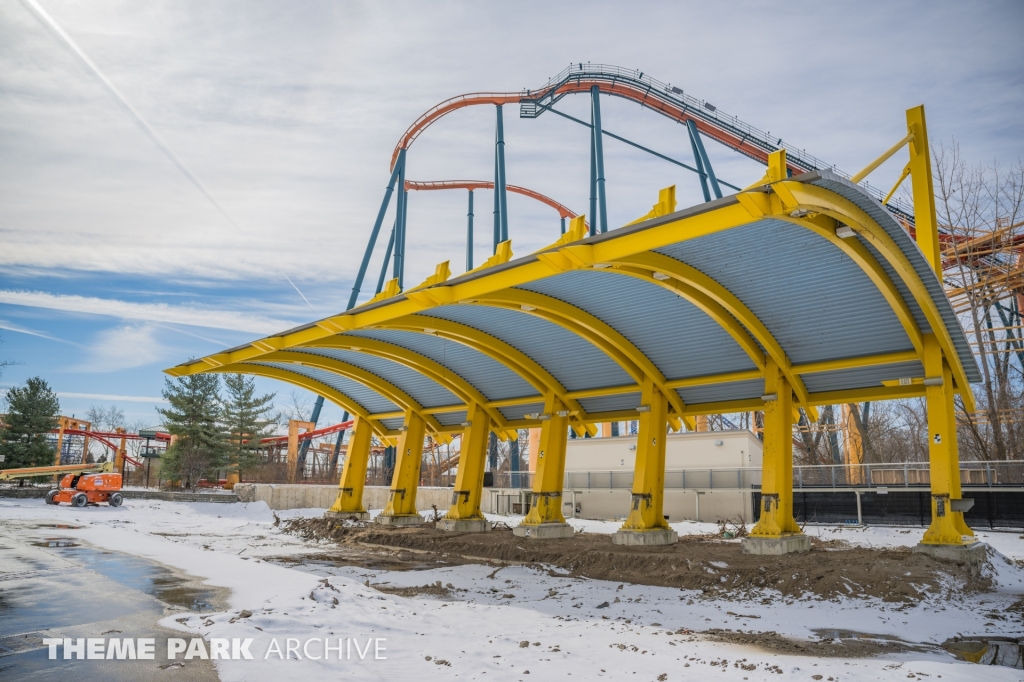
xmin=283 ymin=517 xmax=993 ymax=603
xmin=704 ymin=629 xmax=923 ymax=658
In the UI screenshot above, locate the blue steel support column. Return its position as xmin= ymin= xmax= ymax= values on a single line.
xmin=296 ymin=395 xmax=325 ymax=474
xmin=687 ymin=121 xmax=712 ymax=202
xmin=495 ymin=104 xmax=509 ymax=242
xmin=560 ymin=216 xmax=566 ymax=235
xmin=686 ymin=120 xmax=722 ymax=200
xmin=509 ymin=433 xmax=521 ymax=488
xmin=466 ymin=189 xmax=474 ymax=271
xmin=330 ymin=419 xmax=348 ymax=476
xmin=493 ymin=155 xmax=500 ymax=252
xmin=346 ymin=155 xmax=403 ymax=310
xmin=375 ymin=222 xmax=396 ymax=294
xmin=589 ymin=122 xmax=598 ymax=237
xmin=393 ymin=150 xmax=408 ymax=287
xmin=590 ymin=86 xmax=608 ymax=233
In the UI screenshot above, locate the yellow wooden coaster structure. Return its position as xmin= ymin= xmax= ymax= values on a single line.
xmin=168 ymin=106 xmax=980 ymax=553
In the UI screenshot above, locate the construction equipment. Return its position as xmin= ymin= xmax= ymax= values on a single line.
xmin=47 ymin=463 xmax=123 ymax=507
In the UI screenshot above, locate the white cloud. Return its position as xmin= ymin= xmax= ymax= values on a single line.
xmin=78 ymin=323 xmax=169 ymax=373
xmin=0 ymin=290 xmax=299 ymax=334
xmin=56 ymin=391 xmax=167 ymax=403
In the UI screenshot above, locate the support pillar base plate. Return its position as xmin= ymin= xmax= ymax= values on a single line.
xmin=374 ymin=514 xmax=426 ymax=527
xmin=913 ymin=541 xmax=987 ymax=569
xmin=741 ymin=534 xmax=811 ymax=555
xmin=512 ymin=522 xmax=574 ymax=539
xmin=436 ymin=518 xmax=489 ymax=533
xmin=612 ymin=528 xmax=678 ymax=546
xmin=324 ymin=510 xmax=370 ymax=522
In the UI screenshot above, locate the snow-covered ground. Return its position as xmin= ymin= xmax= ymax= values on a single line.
xmin=2 ymin=497 xmax=1021 ymax=681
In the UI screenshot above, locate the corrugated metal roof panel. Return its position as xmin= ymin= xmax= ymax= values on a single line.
xmin=435 ymin=411 xmax=468 ymax=427
xmin=421 ymin=305 xmax=633 ymax=391
xmin=247 ymin=362 xmax=399 ymax=414
xmin=677 ymin=379 xmax=764 ymax=404
xmin=287 ymin=348 xmax=459 ymax=409
xmin=800 ymin=361 xmax=925 ymax=393
xmin=500 ymin=402 xmax=545 ymax=421
xmin=655 ymin=218 xmax=915 ymax=365
xmin=380 ymin=418 xmax=406 ymax=431
xmin=577 ymin=392 xmax=641 ymax=414
xmin=342 ymin=329 xmax=537 ymax=401
xmin=810 ymin=172 xmax=980 ymax=383
xmin=518 ymin=270 xmax=757 ymax=379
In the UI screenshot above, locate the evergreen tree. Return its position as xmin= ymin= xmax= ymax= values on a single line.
xmin=221 ymin=373 xmax=278 ymax=481
xmin=157 ymin=373 xmax=227 ymax=490
xmin=0 ymin=377 xmax=60 ymax=469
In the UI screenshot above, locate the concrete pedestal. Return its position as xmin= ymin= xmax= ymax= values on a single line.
xmin=741 ymin=534 xmax=811 ymax=555
xmin=374 ymin=514 xmax=426 ymax=527
xmin=512 ymin=522 xmax=574 ymax=539
xmin=436 ymin=518 xmax=489 ymax=533
xmin=324 ymin=510 xmax=370 ymax=521
xmin=913 ymin=541 xmax=988 ymax=569
xmin=612 ymin=528 xmax=679 ymax=546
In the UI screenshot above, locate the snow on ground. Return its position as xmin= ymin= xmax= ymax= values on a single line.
xmin=2 ymin=497 xmax=1021 ymax=681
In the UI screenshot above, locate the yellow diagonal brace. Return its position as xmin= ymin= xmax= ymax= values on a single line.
xmin=776 ymin=181 xmax=974 ymax=411
xmin=470 ymin=291 xmax=694 ymax=429
xmin=207 ymin=362 xmax=390 ymax=438
xmin=254 ymin=350 xmax=448 ymax=437
xmin=612 ymin=252 xmax=817 ymax=420
xmin=379 ymin=315 xmax=590 ymax=430
xmin=299 ymin=336 xmax=509 ymax=431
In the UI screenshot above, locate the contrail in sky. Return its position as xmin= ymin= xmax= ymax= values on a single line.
xmin=21 ymin=0 xmax=316 ymax=312
xmin=20 ymin=0 xmax=235 ymax=226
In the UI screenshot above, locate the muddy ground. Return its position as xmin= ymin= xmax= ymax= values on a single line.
xmin=282 ymin=517 xmax=992 ymax=604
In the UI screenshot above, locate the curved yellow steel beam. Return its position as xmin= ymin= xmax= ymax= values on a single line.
xmin=256 ymin=350 xmax=448 ymax=436
xmin=610 ymin=252 xmax=816 ymax=419
xmin=211 ymin=362 xmax=390 ymax=438
xmin=296 ymin=336 xmax=510 ymax=431
xmin=377 ymin=314 xmax=594 ymax=432
xmin=468 ymin=291 xmax=693 ymax=429
xmin=774 ymin=181 xmax=974 ymax=411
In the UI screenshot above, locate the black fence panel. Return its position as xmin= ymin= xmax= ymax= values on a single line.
xmin=752 ymin=490 xmax=1024 ymax=530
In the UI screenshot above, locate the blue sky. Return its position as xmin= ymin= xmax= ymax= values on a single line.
xmin=1 ymin=0 xmax=1022 ymax=429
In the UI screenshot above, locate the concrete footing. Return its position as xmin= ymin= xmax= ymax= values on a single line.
xmin=512 ymin=522 xmax=575 ymax=539
xmin=612 ymin=528 xmax=679 ymax=546
xmin=913 ymin=541 xmax=988 ymax=568
xmin=741 ymin=534 xmax=811 ymax=555
xmin=374 ymin=514 xmax=426 ymax=527
xmin=436 ymin=518 xmax=489 ymax=533
xmin=324 ymin=510 xmax=371 ymax=521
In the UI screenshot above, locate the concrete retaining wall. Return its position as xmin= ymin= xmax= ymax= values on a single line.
xmin=484 ymin=488 xmax=755 ymax=524
xmin=234 ymin=484 xmax=454 ymax=512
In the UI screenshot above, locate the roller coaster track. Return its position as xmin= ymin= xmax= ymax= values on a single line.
xmin=391 ymin=63 xmax=916 ymax=225
xmin=405 ymin=180 xmax=581 ymax=221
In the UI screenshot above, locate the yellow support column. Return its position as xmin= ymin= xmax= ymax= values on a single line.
xmin=326 ymin=416 xmax=373 ymax=521
xmin=438 ymin=402 xmax=490 ymax=532
xmin=514 ymin=394 xmax=574 ymax=539
xmin=743 ymin=358 xmax=809 ymax=554
xmin=918 ymin=334 xmax=980 ymax=556
xmin=376 ymin=410 xmax=427 ymax=526
xmin=906 ymin=105 xmax=941 ymax=280
xmin=612 ymin=379 xmax=677 ymax=546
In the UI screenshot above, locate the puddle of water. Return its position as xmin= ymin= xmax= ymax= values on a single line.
xmin=46 ymin=544 xmax=225 ymax=613
xmin=29 ymin=523 xmax=84 ymax=529
xmin=812 ymin=628 xmax=908 ymax=642
xmin=31 ymin=538 xmax=80 ymax=548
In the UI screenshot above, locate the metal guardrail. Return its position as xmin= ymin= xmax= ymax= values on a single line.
xmin=491 ymin=461 xmax=1024 ymax=490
